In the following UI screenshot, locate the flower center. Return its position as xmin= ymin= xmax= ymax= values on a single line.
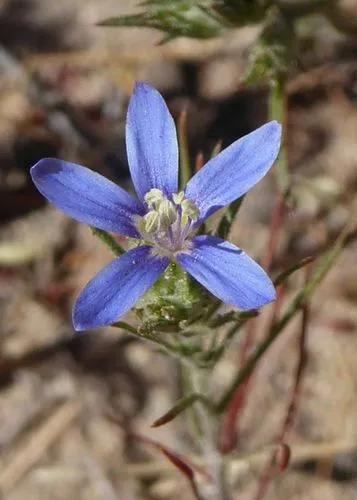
xmin=136 ymin=188 xmax=200 ymax=258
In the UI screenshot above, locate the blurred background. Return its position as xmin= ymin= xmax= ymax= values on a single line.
xmin=0 ymin=0 xmax=357 ymax=498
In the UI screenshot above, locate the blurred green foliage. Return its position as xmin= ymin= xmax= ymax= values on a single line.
xmin=99 ymin=1 xmax=226 ymax=41
xmin=100 ymin=0 xmax=340 ymax=85
xmin=246 ymin=6 xmax=295 ymax=84
xmin=100 ymin=0 xmax=334 ymax=42
xmin=214 ymin=0 xmax=272 ymax=26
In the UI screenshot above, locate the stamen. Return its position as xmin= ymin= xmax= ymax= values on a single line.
xmin=172 ymin=191 xmax=185 ymax=205
xmin=136 ymin=189 xmax=200 ymax=257
xmin=143 ymin=210 xmax=160 ymax=233
xmin=144 ymin=188 xmax=165 ymax=209
xmin=158 ymin=199 xmax=177 ymax=227
xmin=181 ymin=199 xmax=199 ymax=225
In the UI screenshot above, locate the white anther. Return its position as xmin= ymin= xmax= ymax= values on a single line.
xmin=158 ymin=199 xmax=177 ymax=227
xmin=181 ymin=199 xmax=199 ymax=221
xmin=172 ymin=191 xmax=185 ymax=205
xmin=144 ymin=188 xmax=165 ymax=209
xmin=144 ymin=210 xmax=160 ymax=233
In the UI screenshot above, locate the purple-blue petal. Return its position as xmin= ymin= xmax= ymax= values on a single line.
xmin=185 ymin=121 xmax=281 ymax=222
xmin=73 ymin=246 xmax=169 ymax=331
xmin=177 ymin=235 xmax=276 ymax=310
xmin=126 ymin=82 xmax=179 ymax=200
xmin=31 ymin=158 xmax=144 ymax=237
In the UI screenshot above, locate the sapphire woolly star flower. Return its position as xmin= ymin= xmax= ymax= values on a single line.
xmin=31 ymin=83 xmax=281 ymax=331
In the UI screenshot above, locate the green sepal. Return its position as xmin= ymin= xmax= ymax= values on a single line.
xmin=135 ymin=262 xmax=209 ymax=332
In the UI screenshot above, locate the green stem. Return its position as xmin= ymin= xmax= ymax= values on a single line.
xmin=181 ymin=364 xmax=204 ymax=438
xmin=188 ymin=367 xmax=230 ymax=500
xmin=215 ymin=196 xmax=245 ymax=239
xmin=178 ymin=110 xmax=191 ymax=188
xmin=215 ymin=221 xmax=354 ymax=413
xmin=91 ymin=227 xmax=125 ymax=255
xmin=269 ymin=78 xmax=290 ymax=195
xmin=112 ymin=321 xmax=190 ymax=363
xmin=209 ymin=309 xmax=257 ymax=329
xmin=273 ymin=256 xmax=315 ymax=286
xmin=204 ymin=301 xmax=222 ymax=320
xmin=111 ymin=320 xmax=137 ymax=334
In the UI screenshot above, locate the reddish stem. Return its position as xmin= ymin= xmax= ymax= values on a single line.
xmin=107 ymin=413 xmax=212 ymax=500
xmin=254 ymin=269 xmax=311 ymax=500
xmin=218 ymin=283 xmax=286 ymax=454
xmin=262 ymin=193 xmax=286 ymax=272
xmin=219 ymin=194 xmax=286 ymax=454
xmin=195 ymin=151 xmax=205 ymax=171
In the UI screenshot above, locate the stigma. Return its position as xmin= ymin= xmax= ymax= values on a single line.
xmin=136 ymin=188 xmax=200 ymax=258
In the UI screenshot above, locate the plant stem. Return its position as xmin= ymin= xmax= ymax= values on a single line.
xmin=187 ymin=367 xmax=230 ymax=500
xmin=273 ymin=256 xmax=315 ymax=286
xmin=215 ymin=196 xmax=245 ymax=239
xmin=178 ymin=110 xmax=191 ymax=188
xmin=91 ymin=227 xmax=125 ymax=255
xmin=112 ymin=321 xmax=191 ymax=363
xmin=269 ymin=78 xmax=290 ymax=195
xmin=254 ymin=267 xmax=311 ymax=500
xmin=215 ymin=220 xmax=354 ymax=413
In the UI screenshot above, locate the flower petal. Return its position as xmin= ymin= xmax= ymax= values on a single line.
xmin=73 ymin=246 xmax=169 ymax=331
xmin=31 ymin=158 xmax=144 ymax=237
xmin=185 ymin=121 xmax=281 ymax=222
xmin=126 ymin=82 xmax=179 ymax=200
xmin=177 ymin=235 xmax=276 ymax=310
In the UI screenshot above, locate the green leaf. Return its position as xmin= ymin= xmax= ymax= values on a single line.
xmin=91 ymin=227 xmax=125 ymax=256
xmin=273 ymin=256 xmax=315 ymax=286
xmin=215 ymin=196 xmax=245 ymax=239
xmin=151 ymin=392 xmax=211 ymax=427
xmin=99 ymin=1 xmax=225 ymax=40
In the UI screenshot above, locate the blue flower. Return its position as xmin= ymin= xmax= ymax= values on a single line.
xmin=31 ymin=83 xmax=281 ymax=331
